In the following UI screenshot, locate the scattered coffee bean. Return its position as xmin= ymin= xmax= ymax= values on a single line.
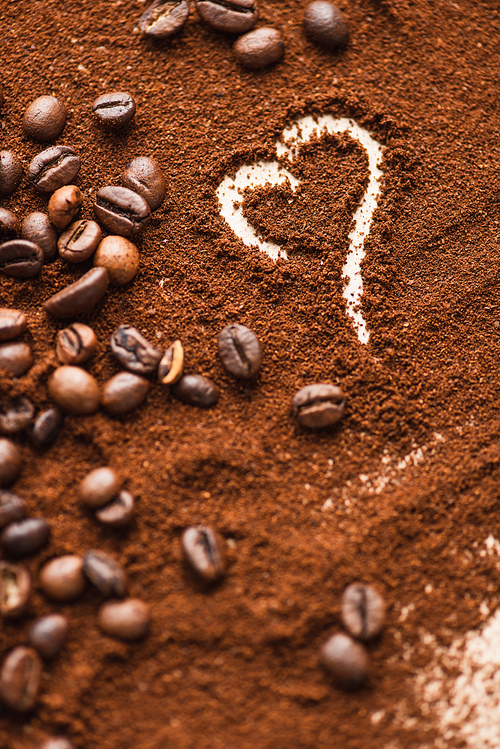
xmin=303 ymin=1 xmax=348 ymax=49
xmin=21 ymin=212 xmax=58 ymax=263
xmin=0 ymin=341 xmax=33 ymax=376
xmin=196 ymin=0 xmax=258 ymax=34
xmin=0 ymin=491 xmax=26 ymax=528
xmin=95 ymin=489 xmax=134 ymax=528
xmin=56 ymin=323 xmax=97 ymax=365
xmin=0 ymin=646 xmax=42 ymax=712
xmin=101 ymin=372 xmax=150 ymax=416
xmin=23 ymin=95 xmax=67 ymax=142
xmin=122 ymin=156 xmax=167 ymax=211
xmin=48 ymin=185 xmax=82 ymax=231
xmin=94 ymin=186 xmax=150 ymax=238
xmin=0 ymin=397 xmax=35 ymax=434
xmin=83 ymin=550 xmax=127 ymax=598
xmin=320 ymin=632 xmax=369 ymax=690
xmin=182 ymin=526 xmax=225 ymax=582
xmin=48 ymin=366 xmax=100 ymax=415
xmin=0 ymin=439 xmax=21 ymax=486
xmin=79 ymin=467 xmax=122 ymax=509
xmin=218 ymin=323 xmax=262 ymax=379
xmin=139 ymin=0 xmax=189 ymax=39
xmin=1 ymin=517 xmax=50 ymax=557
xmin=110 ymin=324 xmax=162 ymax=375
xmin=233 ymin=27 xmax=284 ymax=69
xmin=39 ymin=555 xmax=86 ymax=602
xmin=43 ymin=266 xmax=109 ymax=318
xmin=341 ymin=583 xmax=386 ymax=641
xmin=92 ymin=92 xmax=136 ymax=128
xmin=0 ymin=207 xmax=19 ymax=240
xmin=29 ymin=613 xmax=69 ymax=661
xmin=158 ymin=340 xmax=184 ymax=385
xmin=0 ymin=308 xmax=27 ymax=342
xmin=31 ymin=408 xmax=63 ymax=449
xmin=93 ymin=235 xmax=140 ymax=285
xmin=291 ymin=383 xmax=345 ymax=429
xmin=0 ymin=151 xmax=23 ymax=197
xmin=0 ymin=561 xmax=31 ymax=617
xmin=171 ymin=374 xmax=219 ymax=408
xmin=40 ymin=738 xmax=74 ymax=749
xmin=28 ymin=145 xmax=81 ymax=194
xmin=97 ymin=598 xmax=151 ymax=641
xmin=58 ymin=219 xmax=102 ymax=263
xmin=0 ymin=239 xmax=43 ymax=279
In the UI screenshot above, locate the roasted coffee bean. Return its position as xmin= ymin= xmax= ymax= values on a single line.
xmin=23 ymin=95 xmax=67 ymax=142
xmin=171 ymin=374 xmax=220 ymax=408
xmin=0 ymin=308 xmax=27 ymax=342
xmin=0 ymin=342 xmax=33 ymax=376
xmin=122 ymin=156 xmax=167 ymax=211
xmin=41 ymin=738 xmax=74 ymax=749
xmin=218 ymin=323 xmax=262 ymax=380
xmin=291 ymin=383 xmax=345 ymax=429
xmin=233 ymin=27 xmax=284 ymax=68
xmin=43 ymin=266 xmax=109 ymax=318
xmin=0 ymin=397 xmax=35 ymax=434
xmin=29 ymin=614 xmax=69 ymax=660
xmin=79 ymin=467 xmax=122 ymax=509
xmin=0 ymin=561 xmax=31 ymax=617
xmin=93 ymin=235 xmax=139 ymax=285
xmin=92 ymin=92 xmax=136 ymax=128
xmin=110 ymin=324 xmax=162 ymax=375
xmin=1 ymin=517 xmax=50 ymax=557
xmin=0 ymin=207 xmax=20 ymax=240
xmin=94 ymin=186 xmax=150 ymax=238
xmin=139 ymin=0 xmax=189 ymax=39
xmin=0 ymin=150 xmax=23 ymax=197
xmin=196 ymin=0 xmax=258 ymax=34
xmin=95 ymin=490 xmax=134 ymax=528
xmin=101 ymin=372 xmax=150 ymax=416
xmin=28 ymin=145 xmax=81 ymax=194
xmin=48 ymin=185 xmax=82 ymax=231
xmin=58 ymin=219 xmax=101 ymax=263
xmin=182 ymin=526 xmax=225 ymax=582
xmin=0 ymin=239 xmax=43 ymax=279
xmin=21 ymin=212 xmax=58 ymax=263
xmin=56 ymin=323 xmax=97 ymax=365
xmin=320 ymin=633 xmax=369 ymax=690
xmin=341 ymin=583 xmax=386 ymax=641
xmin=0 ymin=491 xmax=25 ymax=528
xmin=0 ymin=646 xmax=42 ymax=712
xmin=0 ymin=439 xmax=21 ymax=486
xmin=83 ymin=550 xmax=127 ymax=598
xmin=158 ymin=340 xmax=184 ymax=385
xmin=97 ymin=598 xmax=151 ymax=641
xmin=48 ymin=366 xmax=100 ymax=415
xmin=39 ymin=555 xmax=86 ymax=602
xmin=303 ymin=1 xmax=348 ymax=49
xmin=31 ymin=408 xmax=63 ymax=449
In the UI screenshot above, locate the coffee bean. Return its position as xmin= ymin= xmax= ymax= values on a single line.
xmin=341 ymin=583 xmax=386 ymax=641
xmin=0 ymin=208 xmax=19 ymax=240
xmin=0 ymin=439 xmax=21 ymax=486
xmin=79 ymin=467 xmax=122 ymax=509
xmin=218 ymin=323 xmax=262 ymax=380
xmin=110 ymin=324 xmax=162 ymax=375
xmin=23 ymin=95 xmax=66 ymax=142
xmin=21 ymin=212 xmax=58 ymax=263
xmin=158 ymin=340 xmax=184 ymax=385
xmin=41 ymin=738 xmax=74 ymax=749
xmin=139 ymin=0 xmax=189 ymax=39
xmin=31 ymin=408 xmax=64 ymax=449
xmin=0 ymin=239 xmax=43 ymax=279
xmin=56 ymin=323 xmax=97 ymax=365
xmin=58 ymin=220 xmax=102 ymax=263
xmin=182 ymin=526 xmax=225 ymax=582
xmin=0 ymin=491 xmax=25 ymax=528
xmin=48 ymin=185 xmax=82 ymax=231
xmin=320 ymin=633 xmax=369 ymax=690
xmin=122 ymin=156 xmax=167 ymax=211
xmin=93 ymin=235 xmax=140 ymax=285
xmin=233 ymin=27 xmax=284 ymax=68
xmin=101 ymin=372 xmax=150 ymax=416
xmin=95 ymin=490 xmax=134 ymax=529
xmin=1 ymin=517 xmax=50 ymax=557
xmin=291 ymin=383 xmax=345 ymax=429
xmin=97 ymin=598 xmax=151 ymax=641
xmin=0 ymin=342 xmax=33 ymax=376
xmin=29 ymin=614 xmax=68 ymax=660
xmin=171 ymin=374 xmax=220 ymax=408
xmin=92 ymin=92 xmax=136 ymax=128
xmin=39 ymin=555 xmax=86 ymax=602
xmin=0 ymin=151 xmax=23 ymax=197
xmin=196 ymin=0 xmax=258 ymax=34
xmin=83 ymin=550 xmax=128 ymax=598
xmin=0 ymin=397 xmax=35 ymax=434
xmin=94 ymin=186 xmax=150 ymax=238
xmin=0 ymin=646 xmax=42 ymax=712
xmin=28 ymin=145 xmax=81 ymax=194
xmin=0 ymin=308 xmax=27 ymax=342
xmin=0 ymin=561 xmax=31 ymax=617
xmin=303 ymin=1 xmax=348 ymax=49
xmin=48 ymin=366 xmax=100 ymax=415
xmin=43 ymin=266 xmax=109 ymax=318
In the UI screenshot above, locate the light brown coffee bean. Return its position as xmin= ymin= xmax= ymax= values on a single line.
xmin=94 ymin=186 xmax=150 ymax=238
xmin=139 ymin=0 xmax=189 ymax=40
xmin=0 ymin=341 xmax=33 ymax=376
xmin=320 ymin=633 xmax=369 ymax=690
xmin=29 ymin=615 xmax=69 ymax=660
xmin=0 ymin=308 xmax=27 ymax=342
xmin=0 ymin=561 xmax=31 ymax=618
xmin=233 ymin=27 xmax=284 ymax=69
xmin=28 ymin=146 xmax=80 ymax=194
xmin=21 ymin=212 xmax=58 ymax=263
xmin=83 ymin=550 xmax=127 ymax=598
xmin=101 ymin=372 xmax=149 ymax=416
xmin=43 ymin=266 xmax=109 ymax=319
xmin=31 ymin=408 xmax=63 ymax=449
xmin=291 ymin=383 xmax=346 ymax=429
xmin=341 ymin=583 xmax=386 ymax=641
xmin=0 ymin=439 xmax=21 ymax=486
xmin=39 ymin=555 xmax=86 ymax=602
xmin=0 ymin=207 xmax=19 ymax=240
xmin=0 ymin=150 xmax=23 ymax=197
xmin=0 ymin=397 xmax=35 ymax=434
xmin=171 ymin=374 xmax=219 ymax=408
xmin=181 ymin=526 xmax=225 ymax=583
xmin=95 ymin=490 xmax=134 ymax=528
xmin=93 ymin=235 xmax=139 ymax=285
xmin=196 ymin=0 xmax=258 ymax=34
xmin=23 ymin=96 xmax=67 ymax=142
xmin=0 ymin=646 xmax=42 ymax=712
xmin=1 ymin=518 xmax=51 ymax=557
xmin=122 ymin=156 xmax=167 ymax=211
xmin=92 ymin=92 xmax=136 ymax=128
xmin=303 ymin=1 xmax=348 ymax=49
xmin=48 ymin=366 xmax=100 ymax=415
xmin=79 ymin=467 xmax=122 ymax=509
xmin=58 ymin=220 xmax=102 ymax=263
xmin=56 ymin=323 xmax=97 ymax=365
xmin=0 ymin=490 xmax=25 ymax=528
xmin=110 ymin=324 xmax=162 ymax=375
xmin=218 ymin=323 xmax=262 ymax=379
xmin=158 ymin=340 xmax=184 ymax=385
xmin=48 ymin=185 xmax=82 ymax=231
xmin=97 ymin=598 xmax=151 ymax=641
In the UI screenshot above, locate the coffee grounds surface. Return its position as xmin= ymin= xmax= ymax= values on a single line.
xmin=1 ymin=0 xmax=500 ymax=746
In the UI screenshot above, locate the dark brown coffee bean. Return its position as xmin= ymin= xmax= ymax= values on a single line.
xmin=0 ymin=151 xmax=23 ymax=197
xmin=56 ymin=323 xmax=97 ymax=365
xmin=58 ymin=220 xmax=102 ymax=263
xmin=21 ymin=212 xmax=58 ymax=263
xmin=0 ymin=439 xmax=21 ymax=486
xmin=0 ymin=239 xmax=43 ymax=279
xmin=303 ymin=1 xmax=348 ymax=49
xmin=182 ymin=526 xmax=225 ymax=582
xmin=171 ymin=374 xmax=220 ymax=408
xmin=0 ymin=208 xmax=19 ymax=240
xmin=0 ymin=561 xmax=31 ymax=617
xmin=233 ymin=27 xmax=284 ymax=68
xmin=0 ymin=646 xmax=42 ymax=712
xmin=31 ymin=408 xmax=63 ymax=449
xmin=196 ymin=0 xmax=258 ymax=33
xmin=95 ymin=490 xmax=134 ymax=528
xmin=0 ymin=308 xmax=27 ymax=342
xmin=291 ymin=383 xmax=345 ymax=429
xmin=39 ymin=555 xmax=86 ymax=602
xmin=97 ymin=598 xmax=151 ymax=641
xmin=122 ymin=156 xmax=167 ymax=211
xmin=93 ymin=235 xmax=139 ymax=285
xmin=79 ymin=467 xmax=122 ymax=509
xmin=158 ymin=340 xmax=184 ymax=385
xmin=48 ymin=366 xmax=100 ymax=415
xmin=218 ymin=323 xmax=262 ymax=380
xmin=43 ymin=266 xmax=109 ymax=318
xmin=92 ymin=92 xmax=136 ymax=128
xmin=23 ymin=96 xmax=66 ymax=142
xmin=0 ymin=491 xmax=25 ymax=528
xmin=101 ymin=372 xmax=150 ymax=416
xmin=0 ymin=397 xmax=35 ymax=434
xmin=28 ymin=145 xmax=81 ymax=194
xmin=110 ymin=324 xmax=162 ymax=375
xmin=0 ymin=342 xmax=33 ymax=376
xmin=83 ymin=550 xmax=128 ymax=598
xmin=1 ymin=517 xmax=50 ymax=557
xmin=41 ymin=738 xmax=74 ymax=749
xmin=139 ymin=0 xmax=189 ymax=39
xmin=320 ymin=633 xmax=369 ymax=690
xmin=94 ymin=186 xmax=150 ymax=238
xmin=341 ymin=583 xmax=386 ymax=641
xmin=29 ymin=614 xmax=68 ymax=661
xmin=48 ymin=185 xmax=82 ymax=231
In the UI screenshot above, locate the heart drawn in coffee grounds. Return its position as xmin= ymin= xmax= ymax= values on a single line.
xmin=217 ymin=115 xmax=384 ymax=345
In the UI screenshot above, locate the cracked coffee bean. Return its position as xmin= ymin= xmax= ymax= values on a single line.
xmin=0 ymin=439 xmax=21 ymax=486
xmin=110 ymin=324 xmax=162 ymax=375
xmin=48 ymin=366 xmax=100 ymax=415
xmin=0 ymin=239 xmax=43 ymax=279
xmin=233 ymin=27 xmax=284 ymax=68
xmin=21 ymin=212 xmax=58 ymax=262
xmin=29 ymin=614 xmax=68 ymax=660
xmin=43 ymin=266 xmax=109 ymax=318
xmin=23 ymin=95 xmax=67 ymax=142
xmin=0 ymin=646 xmax=42 ymax=712
xmin=122 ymin=156 xmax=167 ymax=211
xmin=139 ymin=0 xmax=189 ymax=39
xmin=58 ymin=219 xmax=102 ymax=263
xmin=0 ymin=342 xmax=33 ymax=376
xmin=341 ymin=583 xmax=386 ymax=641
xmin=0 ymin=561 xmax=31 ymax=617
xmin=94 ymin=186 xmax=150 ymax=238
xmin=0 ymin=208 xmax=19 ymax=240
xmin=48 ymin=185 xmax=82 ymax=231
xmin=196 ymin=0 xmax=258 ymax=34
xmin=0 ymin=150 xmax=23 ymax=197
xmin=93 ymin=235 xmax=140 ymax=285
xmin=0 ymin=308 xmax=27 ymax=342
xmin=57 ymin=323 xmax=97 ymax=365
xmin=320 ymin=633 xmax=369 ymax=690
xmin=95 ymin=489 xmax=134 ymax=528
xmin=39 ymin=555 xmax=86 ymax=602
xmin=158 ymin=340 xmax=184 ymax=385
xmin=97 ymin=598 xmax=151 ymax=641
xmin=218 ymin=323 xmax=262 ymax=380
xmin=303 ymin=1 xmax=348 ymax=49
xmin=0 ymin=491 xmax=25 ymax=528
xmin=1 ymin=517 xmax=50 ymax=557
xmin=0 ymin=397 xmax=36 ymax=435
xmin=28 ymin=145 xmax=81 ymax=194
xmin=32 ymin=408 xmax=63 ymax=449
xmin=79 ymin=467 xmax=122 ymax=509
xmin=102 ymin=372 xmax=150 ymax=416
xmin=291 ymin=383 xmax=345 ymax=429
xmin=41 ymin=738 xmax=74 ymax=749
xmin=171 ymin=374 xmax=220 ymax=408
xmin=83 ymin=550 xmax=128 ymax=598
xmin=92 ymin=92 xmax=136 ymax=128
xmin=182 ymin=525 xmax=225 ymax=582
